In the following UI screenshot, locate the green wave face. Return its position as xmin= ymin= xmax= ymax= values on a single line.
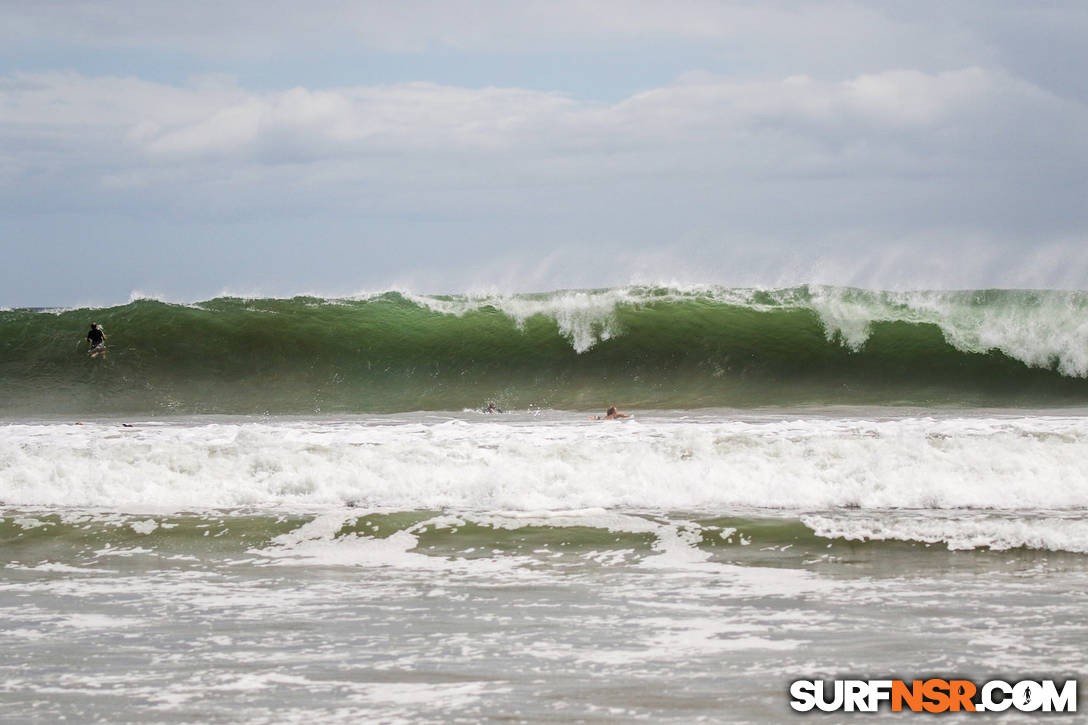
xmin=3 ymin=286 xmax=1088 ymax=414
xmin=5 ymin=512 xmax=1081 ymax=569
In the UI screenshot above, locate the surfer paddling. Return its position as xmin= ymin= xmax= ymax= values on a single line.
xmin=87 ymin=323 xmax=106 ymax=357
xmin=591 ymin=406 xmax=629 ymax=420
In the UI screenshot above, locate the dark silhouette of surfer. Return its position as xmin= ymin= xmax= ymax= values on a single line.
xmin=87 ymin=323 xmax=106 ymax=357
xmin=484 ymin=402 xmax=502 ymax=414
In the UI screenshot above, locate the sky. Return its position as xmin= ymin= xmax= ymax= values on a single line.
xmin=2 ymin=1 xmax=1088 ymax=306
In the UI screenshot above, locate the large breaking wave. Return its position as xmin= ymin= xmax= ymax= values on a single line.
xmin=3 ymin=285 xmax=1088 ymax=414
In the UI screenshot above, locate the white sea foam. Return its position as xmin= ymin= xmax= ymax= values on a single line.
xmin=130 ymin=519 xmax=159 ymax=535
xmin=803 ymin=514 xmax=1088 ymax=553
xmin=403 ymin=285 xmax=767 ymax=353
xmin=2 ymin=415 xmax=1087 ymax=515
xmin=404 ymin=288 xmax=631 ymax=353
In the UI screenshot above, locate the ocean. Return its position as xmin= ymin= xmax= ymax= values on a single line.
xmin=2 ymin=285 xmax=1086 ymax=723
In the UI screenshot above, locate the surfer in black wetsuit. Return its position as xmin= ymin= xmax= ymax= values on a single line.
xmin=484 ymin=402 xmax=502 ymax=414
xmin=87 ymin=323 xmax=106 ymax=355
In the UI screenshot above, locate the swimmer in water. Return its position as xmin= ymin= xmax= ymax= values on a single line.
xmin=591 ymin=406 xmax=629 ymax=420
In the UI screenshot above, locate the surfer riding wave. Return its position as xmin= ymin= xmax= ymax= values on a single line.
xmin=87 ymin=323 xmax=106 ymax=357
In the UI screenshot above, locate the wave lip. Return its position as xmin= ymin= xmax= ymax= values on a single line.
xmin=806 ymin=285 xmax=1088 ymax=376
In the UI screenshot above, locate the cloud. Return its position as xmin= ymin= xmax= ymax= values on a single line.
xmin=3 ymin=62 xmax=1088 ymax=302
xmin=4 ymin=65 xmax=1081 ymax=183
xmin=0 ymin=1 xmax=1019 ymax=83
xmin=0 ymin=1 xmax=921 ymax=52
xmin=6 ymin=3 xmax=1088 ymax=111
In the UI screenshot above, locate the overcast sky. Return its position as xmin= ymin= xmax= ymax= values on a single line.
xmin=3 ymin=1 xmax=1088 ymax=306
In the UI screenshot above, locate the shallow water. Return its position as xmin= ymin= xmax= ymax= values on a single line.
xmin=2 ymin=410 xmax=1086 ymax=722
